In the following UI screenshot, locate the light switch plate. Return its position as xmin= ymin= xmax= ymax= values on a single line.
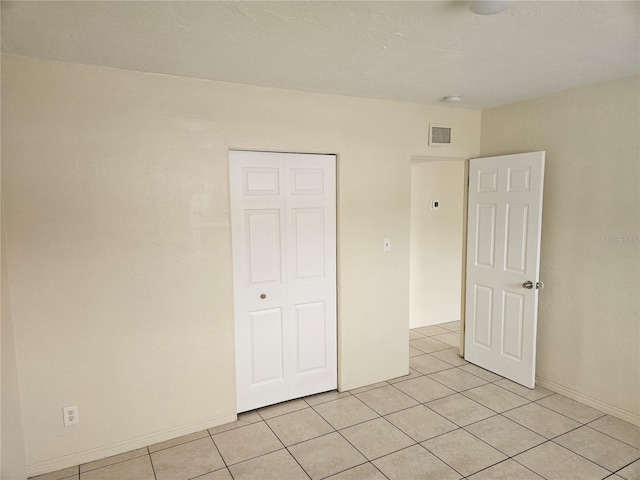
xmin=383 ymin=238 xmax=391 ymax=252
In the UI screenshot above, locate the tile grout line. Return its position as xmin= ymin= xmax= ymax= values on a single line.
xmin=371 ymin=401 xmax=504 ymax=478
xmin=458 ymin=390 xmax=538 ymax=418
xmin=424 ymin=422 xmax=509 ymax=476
xmin=611 ymin=457 xmax=640 ymax=477
xmin=256 ymin=397 xmax=313 ymax=422
xmin=461 ymin=418 xmax=547 ymax=465
xmin=583 ymin=418 xmax=640 ymax=450
xmin=437 ymin=390 xmax=505 ymax=419
xmin=506 ymin=428 xmax=619 ymax=479
xmin=463 ymin=456 xmax=550 ymax=480
xmin=147 ymin=432 xmax=211 ymax=455
xmin=532 ymin=397 xmax=606 ymax=426
xmin=212 ymin=423 xmax=288 ymax=469
xmin=207 ymin=428 xmax=233 ymax=475
xmin=509 ymin=446 xmax=555 ymax=480
xmin=315 ymin=460 xmax=375 ymax=480
xmin=501 ymin=411 xmax=583 ymax=444
xmin=309 ymin=396 xmax=381 ymax=432
xmin=75 ymin=449 xmax=151 ymax=476
xmin=333 ymin=423 xmax=398 ymax=473
xmin=416 ymin=441 xmax=469 ymax=479
xmin=303 ymin=397 xmax=401 ymax=478
xmin=267 ymin=388 xmax=425 ymax=479
xmin=259 ymin=418 xmax=313 ymax=480
xmin=367 ymin=461 xmax=392 ymax=480
xmin=146 ymin=447 xmax=158 ymax=480
xmin=548 ymin=437 xmax=628 ymax=475
xmin=458 ymin=389 xmax=532 ymax=416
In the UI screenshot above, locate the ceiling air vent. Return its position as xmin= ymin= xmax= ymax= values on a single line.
xmin=429 ymin=124 xmax=452 ymax=146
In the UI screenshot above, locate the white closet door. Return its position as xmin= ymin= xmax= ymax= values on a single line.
xmin=229 ymin=150 xmax=337 ymax=412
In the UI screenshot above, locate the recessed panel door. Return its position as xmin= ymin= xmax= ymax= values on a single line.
xmin=465 ymin=152 xmax=545 ymax=388
xmin=230 ymin=151 xmax=337 ymax=412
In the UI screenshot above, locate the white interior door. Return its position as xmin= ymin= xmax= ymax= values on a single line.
xmin=229 ymin=150 xmax=337 ymax=412
xmin=464 ymin=152 xmax=545 ymax=388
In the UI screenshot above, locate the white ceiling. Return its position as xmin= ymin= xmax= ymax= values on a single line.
xmin=2 ymin=1 xmax=638 ymax=110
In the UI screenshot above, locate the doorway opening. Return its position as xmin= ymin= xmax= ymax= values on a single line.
xmin=409 ymin=157 xmax=468 ymax=354
xmin=410 ymin=152 xmax=546 ymax=388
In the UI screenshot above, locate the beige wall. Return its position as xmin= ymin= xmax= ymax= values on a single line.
xmin=481 ymin=76 xmax=640 ymax=424
xmin=409 ymin=161 xmax=465 ymax=328
xmin=1 ymin=216 xmax=28 ymax=480
xmin=2 ymin=49 xmax=29 ymax=480
xmin=2 ymin=54 xmax=481 ymax=475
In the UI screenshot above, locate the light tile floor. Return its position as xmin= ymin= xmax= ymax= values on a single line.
xmin=33 ymin=321 xmax=640 ymax=480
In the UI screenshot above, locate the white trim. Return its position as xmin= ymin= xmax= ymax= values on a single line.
xmin=459 ymin=159 xmax=470 ymax=358
xmin=26 ymin=412 xmax=237 ymax=477
xmin=338 ymin=368 xmax=408 ymax=392
xmin=409 ymin=316 xmax=460 ymax=329
xmin=536 ymin=376 xmax=640 ymax=427
xmin=411 ymin=155 xmax=468 ymax=163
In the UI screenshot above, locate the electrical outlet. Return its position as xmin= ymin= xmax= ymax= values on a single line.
xmin=63 ymin=406 xmax=79 ymax=426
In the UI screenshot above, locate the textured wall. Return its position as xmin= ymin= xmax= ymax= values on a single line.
xmin=1 ymin=217 xmax=28 ymax=480
xmin=2 ymin=47 xmax=29 ymax=480
xmin=480 ymin=76 xmax=640 ymax=423
xmin=2 ymin=54 xmax=481 ymax=474
xmin=409 ymin=161 xmax=465 ymax=327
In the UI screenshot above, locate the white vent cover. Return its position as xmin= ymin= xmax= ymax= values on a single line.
xmin=429 ymin=124 xmax=452 ymax=146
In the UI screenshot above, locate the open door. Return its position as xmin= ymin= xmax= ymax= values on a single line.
xmin=464 ymin=152 xmax=545 ymax=388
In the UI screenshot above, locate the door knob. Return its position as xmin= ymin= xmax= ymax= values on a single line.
xmin=522 ymin=281 xmax=534 ymax=289
xmin=260 ymin=294 xmax=267 ymax=299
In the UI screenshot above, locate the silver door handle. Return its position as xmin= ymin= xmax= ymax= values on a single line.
xmin=523 ymin=281 xmax=544 ymax=290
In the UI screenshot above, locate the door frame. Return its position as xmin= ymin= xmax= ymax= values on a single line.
xmin=409 ymin=155 xmax=469 ymax=357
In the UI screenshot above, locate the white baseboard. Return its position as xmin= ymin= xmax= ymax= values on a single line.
xmin=339 ymin=368 xmax=409 ymax=392
xmin=536 ymin=376 xmax=640 ymax=427
xmin=26 ymin=411 xmax=238 ymax=477
xmin=409 ymin=316 xmax=460 ymax=329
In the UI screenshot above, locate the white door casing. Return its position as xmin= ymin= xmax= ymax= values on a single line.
xmin=464 ymin=152 xmax=545 ymax=388
xmin=229 ymin=150 xmax=337 ymax=412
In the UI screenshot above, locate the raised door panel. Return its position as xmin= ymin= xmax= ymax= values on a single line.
xmin=243 ymin=167 xmax=280 ymax=195
xmin=294 ymin=301 xmax=327 ymax=374
xmin=245 ymin=210 xmax=282 ymax=285
xmin=504 ymin=204 xmax=529 ymax=274
xmin=478 ymin=169 xmax=498 ymax=193
xmin=291 ymin=168 xmax=324 ymax=195
xmin=507 ymin=166 xmax=531 ymax=192
xmin=292 ymin=209 xmax=325 ymax=280
xmin=476 ymin=204 xmax=497 ymax=268
xmin=501 ymin=292 xmax=525 ymax=361
xmin=249 ymin=308 xmax=285 ymax=384
xmin=472 ymin=285 xmax=493 ymax=349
